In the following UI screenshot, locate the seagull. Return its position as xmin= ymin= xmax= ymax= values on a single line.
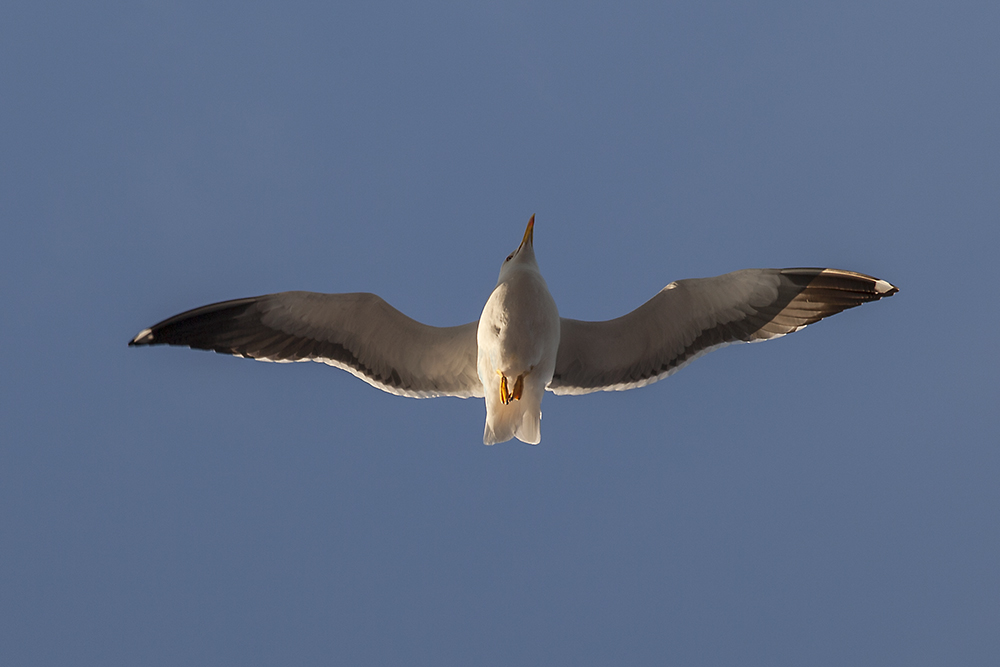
xmin=129 ymin=216 xmax=897 ymax=444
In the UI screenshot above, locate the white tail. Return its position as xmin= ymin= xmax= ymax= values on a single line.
xmin=482 ymin=386 xmax=542 ymax=445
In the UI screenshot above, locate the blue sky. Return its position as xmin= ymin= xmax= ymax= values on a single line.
xmin=2 ymin=2 xmax=998 ymax=665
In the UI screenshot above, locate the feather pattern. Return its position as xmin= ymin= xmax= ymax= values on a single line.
xmin=548 ymin=268 xmax=897 ymax=395
xmin=130 ymin=291 xmax=483 ymax=398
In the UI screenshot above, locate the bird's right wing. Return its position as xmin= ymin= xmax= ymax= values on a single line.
xmin=548 ymin=268 xmax=897 ymax=395
xmin=129 ymin=291 xmax=484 ymax=398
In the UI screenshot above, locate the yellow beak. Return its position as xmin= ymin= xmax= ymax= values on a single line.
xmin=519 ymin=214 xmax=535 ymax=249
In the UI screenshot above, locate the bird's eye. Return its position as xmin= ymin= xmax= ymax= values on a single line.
xmin=505 ymin=253 xmax=514 ymax=262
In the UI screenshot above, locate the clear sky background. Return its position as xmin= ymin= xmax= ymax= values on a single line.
xmin=2 ymin=2 xmax=998 ymax=665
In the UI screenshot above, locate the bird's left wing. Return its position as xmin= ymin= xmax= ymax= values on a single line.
xmin=548 ymin=268 xmax=897 ymax=395
xmin=130 ymin=291 xmax=484 ymax=398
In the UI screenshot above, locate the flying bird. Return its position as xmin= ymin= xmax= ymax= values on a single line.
xmin=130 ymin=216 xmax=897 ymax=444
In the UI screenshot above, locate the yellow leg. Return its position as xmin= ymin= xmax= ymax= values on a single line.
xmin=512 ymin=374 xmax=524 ymax=401
xmin=498 ymin=369 xmax=531 ymax=405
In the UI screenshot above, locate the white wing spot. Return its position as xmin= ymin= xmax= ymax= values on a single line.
xmin=132 ymin=328 xmax=153 ymax=343
xmin=874 ymin=279 xmax=895 ymax=294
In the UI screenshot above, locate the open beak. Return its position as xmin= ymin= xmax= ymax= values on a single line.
xmin=519 ymin=214 xmax=535 ymax=250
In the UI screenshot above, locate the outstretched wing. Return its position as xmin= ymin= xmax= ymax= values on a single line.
xmin=129 ymin=291 xmax=484 ymax=398
xmin=548 ymin=268 xmax=897 ymax=395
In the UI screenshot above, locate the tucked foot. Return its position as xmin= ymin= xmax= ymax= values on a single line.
xmin=511 ymin=374 xmax=524 ymax=401
xmin=497 ymin=369 xmax=531 ymax=405
xmin=499 ymin=373 xmax=510 ymax=405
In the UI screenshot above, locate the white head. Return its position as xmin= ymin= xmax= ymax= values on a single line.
xmin=496 ymin=214 xmax=538 ymax=284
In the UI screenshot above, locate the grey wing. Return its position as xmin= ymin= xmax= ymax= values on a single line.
xmin=129 ymin=291 xmax=484 ymax=398
xmin=548 ymin=268 xmax=897 ymax=395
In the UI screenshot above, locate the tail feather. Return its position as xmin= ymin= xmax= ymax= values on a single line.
xmin=483 ymin=398 xmax=542 ymax=445
xmin=483 ymin=401 xmax=525 ymax=445
xmin=515 ymin=408 xmax=541 ymax=445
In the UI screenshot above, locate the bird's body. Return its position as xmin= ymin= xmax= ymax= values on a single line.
xmin=130 ymin=216 xmax=897 ymax=444
xmin=476 ymin=218 xmax=560 ymax=444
